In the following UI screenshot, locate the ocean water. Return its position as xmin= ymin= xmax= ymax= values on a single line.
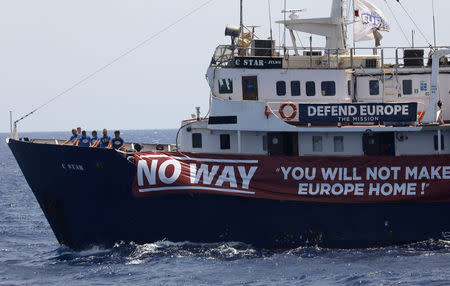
xmin=1 ymin=130 xmax=450 ymax=286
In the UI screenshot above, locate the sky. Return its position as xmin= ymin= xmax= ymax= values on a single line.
xmin=1 ymin=0 xmax=449 ymax=133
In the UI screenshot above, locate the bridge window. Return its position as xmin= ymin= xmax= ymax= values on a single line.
xmin=192 ymin=133 xmax=202 ymax=149
xmin=276 ymin=81 xmax=286 ymax=96
xmin=321 ymin=81 xmax=336 ymax=96
xmin=403 ymin=80 xmax=413 ymax=95
xmin=220 ymin=134 xmax=231 ymax=150
xmin=291 ymin=81 xmax=301 ymax=96
xmin=313 ymin=136 xmax=323 ymax=152
xmin=218 ymin=79 xmax=233 ymax=94
xmin=306 ymin=81 xmax=316 ymax=96
xmin=334 ymin=136 xmax=344 ymax=152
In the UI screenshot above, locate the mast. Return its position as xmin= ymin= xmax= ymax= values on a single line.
xmin=278 ymin=0 xmax=347 ymax=52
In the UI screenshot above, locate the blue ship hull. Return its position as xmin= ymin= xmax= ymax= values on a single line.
xmin=7 ymin=139 xmax=450 ymax=250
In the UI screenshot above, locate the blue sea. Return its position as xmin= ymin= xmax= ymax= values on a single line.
xmin=2 ymin=130 xmax=450 ymax=286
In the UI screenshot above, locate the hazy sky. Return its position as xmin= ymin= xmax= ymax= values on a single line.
xmin=1 ymin=0 xmax=449 ymax=133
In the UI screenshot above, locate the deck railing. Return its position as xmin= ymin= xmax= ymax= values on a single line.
xmin=211 ymin=45 xmax=450 ymax=70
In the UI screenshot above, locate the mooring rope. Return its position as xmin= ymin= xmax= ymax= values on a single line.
xmin=14 ymin=0 xmax=216 ymax=125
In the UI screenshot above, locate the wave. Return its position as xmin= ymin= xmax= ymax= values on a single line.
xmin=46 ymin=239 xmax=450 ymax=266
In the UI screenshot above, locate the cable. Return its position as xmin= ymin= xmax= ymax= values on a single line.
xmin=396 ymin=0 xmax=432 ymax=47
xmin=294 ymin=31 xmax=304 ymax=48
xmin=384 ymin=0 xmax=411 ymax=46
xmin=14 ymin=0 xmax=216 ymax=125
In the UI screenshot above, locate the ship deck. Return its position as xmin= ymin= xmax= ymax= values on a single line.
xmin=15 ymin=138 xmax=176 ymax=152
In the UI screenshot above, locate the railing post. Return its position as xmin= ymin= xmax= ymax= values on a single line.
xmin=309 ymin=36 xmax=313 ymax=69
xmin=328 ymin=50 xmax=331 ymax=69
xmin=395 ymin=49 xmax=399 ymax=68
xmin=350 ymin=48 xmax=354 ymax=69
xmin=336 ymin=49 xmax=339 ymax=69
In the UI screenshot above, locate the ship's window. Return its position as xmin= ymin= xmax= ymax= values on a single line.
xmin=334 ymin=136 xmax=344 ymax=152
xmin=262 ymin=135 xmax=267 ymax=151
xmin=192 ymin=133 xmax=202 ymax=148
xmin=369 ymin=80 xmax=379 ymax=95
xmin=306 ymin=81 xmax=316 ymax=96
xmin=220 ymin=134 xmax=230 ymax=150
xmin=321 ymin=81 xmax=336 ymax=96
xmin=276 ymin=81 xmax=286 ymax=96
xmin=291 ymin=81 xmax=301 ymax=96
xmin=313 ymin=136 xmax=323 ymax=152
xmin=347 ymin=80 xmax=352 ymax=96
xmin=218 ymin=79 xmax=233 ymax=94
xmin=403 ymin=80 xmax=413 ymax=95
xmin=434 ymin=134 xmax=445 ymax=150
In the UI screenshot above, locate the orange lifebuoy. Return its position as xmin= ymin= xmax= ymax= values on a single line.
xmin=279 ymin=102 xmax=298 ymax=120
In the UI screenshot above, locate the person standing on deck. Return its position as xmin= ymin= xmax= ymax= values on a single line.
xmin=62 ymin=129 xmax=79 ymax=146
xmin=108 ymin=130 xmax=126 ymax=151
xmin=78 ymin=130 xmax=91 ymax=147
xmin=98 ymin=129 xmax=111 ymax=148
xmin=76 ymin=127 xmax=82 ymax=140
xmin=90 ymin=130 xmax=100 ymax=147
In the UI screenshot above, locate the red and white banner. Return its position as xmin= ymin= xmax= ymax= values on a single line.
xmin=132 ymin=152 xmax=450 ymax=203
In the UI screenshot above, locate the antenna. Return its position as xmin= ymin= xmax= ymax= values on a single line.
xmin=268 ymin=0 xmax=273 ymax=41
xmin=281 ymin=9 xmax=307 ymax=20
xmin=432 ymin=0 xmax=437 ymax=48
xmin=281 ymin=9 xmax=306 ymax=13
xmin=240 ymin=0 xmax=244 ymax=45
xmin=352 ymin=0 xmax=355 ymax=54
xmin=283 ymin=0 xmax=287 ymax=54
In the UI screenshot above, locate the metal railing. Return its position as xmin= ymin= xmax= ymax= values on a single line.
xmin=211 ymin=45 xmax=450 ymax=70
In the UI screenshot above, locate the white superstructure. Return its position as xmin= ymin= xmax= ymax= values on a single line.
xmin=179 ymin=0 xmax=450 ymax=158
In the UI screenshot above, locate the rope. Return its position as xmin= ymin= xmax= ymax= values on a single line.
xmin=396 ymin=0 xmax=432 ymax=47
xmin=14 ymin=0 xmax=216 ymax=125
xmin=383 ymin=0 xmax=411 ymax=46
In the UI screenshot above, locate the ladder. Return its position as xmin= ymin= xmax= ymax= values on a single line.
xmin=383 ymin=70 xmax=400 ymax=101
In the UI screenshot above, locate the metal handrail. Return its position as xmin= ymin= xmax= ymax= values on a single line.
xmin=211 ymin=45 xmax=450 ymax=70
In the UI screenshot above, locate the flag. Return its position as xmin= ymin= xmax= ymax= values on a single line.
xmin=354 ymin=0 xmax=390 ymax=42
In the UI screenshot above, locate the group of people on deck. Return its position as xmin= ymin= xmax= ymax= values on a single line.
xmin=62 ymin=127 xmax=125 ymax=151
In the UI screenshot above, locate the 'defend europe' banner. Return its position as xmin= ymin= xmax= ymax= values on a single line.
xmin=298 ymin=103 xmax=418 ymax=123
xmin=133 ymin=152 xmax=450 ymax=203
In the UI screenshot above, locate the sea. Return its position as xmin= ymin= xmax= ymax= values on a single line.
xmin=1 ymin=130 xmax=450 ymax=286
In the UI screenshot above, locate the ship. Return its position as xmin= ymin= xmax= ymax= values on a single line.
xmin=7 ymin=0 xmax=450 ymax=250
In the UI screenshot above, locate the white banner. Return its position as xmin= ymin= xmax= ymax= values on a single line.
xmin=354 ymin=0 xmax=390 ymax=42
